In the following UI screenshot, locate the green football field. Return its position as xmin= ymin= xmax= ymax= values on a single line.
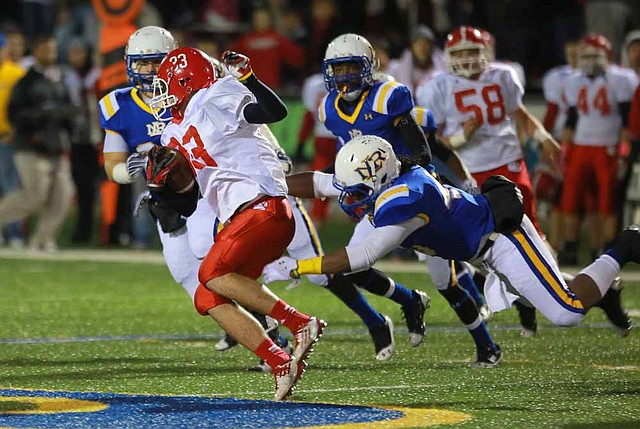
xmin=0 ymin=246 xmax=638 ymax=428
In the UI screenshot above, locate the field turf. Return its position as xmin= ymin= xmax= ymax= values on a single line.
xmin=0 ymin=248 xmax=639 ymax=428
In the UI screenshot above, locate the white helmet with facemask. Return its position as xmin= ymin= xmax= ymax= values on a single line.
xmin=125 ymin=26 xmax=178 ymax=92
xmin=323 ymin=33 xmax=379 ymax=102
xmin=333 ymin=135 xmax=400 ymax=221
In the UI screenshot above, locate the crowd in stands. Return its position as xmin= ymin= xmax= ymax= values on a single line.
xmin=1 ymin=0 xmax=640 ymax=253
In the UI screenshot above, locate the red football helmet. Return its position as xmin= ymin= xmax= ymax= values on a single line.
xmin=477 ymin=28 xmax=496 ymax=61
xmin=578 ymin=33 xmax=611 ymax=76
xmin=150 ymin=47 xmax=216 ymax=120
xmin=445 ymin=26 xmax=488 ymax=78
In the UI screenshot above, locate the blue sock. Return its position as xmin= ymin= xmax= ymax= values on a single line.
xmin=468 ymin=318 xmax=496 ymax=350
xmin=388 ymin=279 xmax=415 ymax=308
xmin=457 ymin=272 xmax=485 ymax=306
xmin=346 ymin=290 xmax=386 ymax=328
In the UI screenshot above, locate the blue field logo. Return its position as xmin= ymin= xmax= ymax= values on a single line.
xmin=0 ymin=388 xmax=469 ymax=428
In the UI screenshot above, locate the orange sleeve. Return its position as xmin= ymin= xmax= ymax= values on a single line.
xmin=542 ymin=102 xmax=559 ymax=133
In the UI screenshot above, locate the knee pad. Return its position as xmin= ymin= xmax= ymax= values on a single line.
xmin=194 ymin=283 xmax=232 ymax=316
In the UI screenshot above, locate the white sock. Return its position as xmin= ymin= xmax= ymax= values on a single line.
xmin=578 ymin=255 xmax=621 ymax=297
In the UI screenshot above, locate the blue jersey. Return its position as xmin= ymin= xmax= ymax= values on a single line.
xmin=320 ymin=80 xmax=417 ymax=157
xmin=98 ymin=87 xmax=170 ymax=153
xmin=373 ymin=166 xmax=495 ymax=261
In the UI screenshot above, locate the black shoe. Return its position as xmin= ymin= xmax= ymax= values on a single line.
xmin=611 ymin=225 xmax=640 ymax=265
xmin=475 ymin=344 xmax=502 ymax=367
xmin=368 ymin=315 xmax=395 ymax=361
xmin=401 ymin=290 xmax=431 ymax=347
xmin=596 ymin=278 xmax=632 ymax=337
xmin=215 ymin=333 xmax=238 ymax=351
xmin=514 ymin=300 xmax=537 ymax=338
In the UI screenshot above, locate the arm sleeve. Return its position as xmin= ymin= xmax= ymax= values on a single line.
xmin=543 ymin=102 xmax=559 ymax=132
xmin=397 ymin=113 xmax=432 ymax=165
xmin=427 ymin=132 xmax=453 ymax=163
xmin=565 ymin=106 xmax=578 ymax=130
xmin=242 ymin=74 xmax=288 ymax=123
xmin=345 ymin=217 xmax=427 ymax=271
xmin=313 ymin=171 xmax=340 ymax=198
xmin=620 ymin=101 xmax=631 ymax=128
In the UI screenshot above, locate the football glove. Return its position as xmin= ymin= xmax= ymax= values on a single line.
xmin=133 ymin=190 xmax=152 ymax=218
xmin=262 ymin=256 xmax=299 ymax=284
xmin=126 ymin=152 xmax=148 ymax=179
xmin=221 ymin=50 xmax=253 ymax=82
xmin=146 ymin=145 xmax=179 ymax=189
xmin=461 ymin=177 xmax=480 ymax=195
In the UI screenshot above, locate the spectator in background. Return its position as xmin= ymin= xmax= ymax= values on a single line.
xmin=0 ymin=36 xmax=77 ymax=252
xmin=230 ymin=5 xmax=304 ymax=90
xmin=302 ymin=0 xmax=345 ymax=77
xmin=4 ymin=27 xmax=31 ymax=69
xmin=64 ymin=38 xmax=101 ymax=245
xmin=386 ymin=24 xmax=446 ymax=97
xmin=0 ymin=33 xmax=26 ymax=248
xmin=622 ymin=30 xmax=640 ymax=76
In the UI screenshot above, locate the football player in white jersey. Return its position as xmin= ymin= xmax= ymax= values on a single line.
xmin=416 ymin=26 xmax=563 ymax=337
xmin=560 ymin=34 xmax=638 ymax=271
xmin=149 ymin=47 xmax=325 ymax=401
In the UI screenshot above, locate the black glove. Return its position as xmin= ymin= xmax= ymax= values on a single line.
xmin=147 ymin=197 xmax=186 ymax=233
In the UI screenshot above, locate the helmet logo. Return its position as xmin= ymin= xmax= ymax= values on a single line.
xmin=354 ymin=149 xmax=388 ymax=180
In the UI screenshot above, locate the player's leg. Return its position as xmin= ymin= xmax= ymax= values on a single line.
xmin=559 ymin=146 xmax=589 ymax=265
xmin=198 ymin=197 xmax=325 ymax=387
xmin=594 ymin=146 xmax=618 ymax=250
xmin=287 ymin=197 xmax=392 ymax=359
xmin=454 ymin=261 xmax=491 ymax=320
xmin=428 ymin=256 xmax=501 ymax=367
xmin=348 ymin=217 xmax=430 ymax=346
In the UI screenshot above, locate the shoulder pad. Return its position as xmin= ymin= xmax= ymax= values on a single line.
xmin=371 ymin=81 xmax=412 ymax=115
xmin=373 ymin=183 xmax=420 ymax=227
xmin=98 ymin=90 xmax=121 ymax=122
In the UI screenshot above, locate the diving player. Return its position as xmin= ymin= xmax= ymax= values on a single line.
xmin=319 ymin=33 xmax=500 ymax=365
xmin=263 ymin=135 xmax=637 ymax=344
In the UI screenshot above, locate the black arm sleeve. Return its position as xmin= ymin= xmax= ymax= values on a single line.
xmin=397 ymin=113 xmax=432 ymax=166
xmin=241 ymin=74 xmax=288 ymax=124
xmin=620 ymin=101 xmax=631 ymax=128
xmin=565 ymin=106 xmax=578 ymax=130
xmin=427 ymin=132 xmax=454 ymax=163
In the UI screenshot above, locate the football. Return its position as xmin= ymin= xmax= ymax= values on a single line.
xmin=147 ymin=146 xmax=196 ymax=193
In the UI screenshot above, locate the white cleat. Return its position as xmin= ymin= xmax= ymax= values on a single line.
xmin=292 ymin=317 xmax=327 ymax=362
xmin=273 ymin=356 xmax=306 ymax=401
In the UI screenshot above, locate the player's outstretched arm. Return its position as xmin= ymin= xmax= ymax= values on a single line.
xmin=285 ymin=171 xmax=340 ymax=199
xmin=221 ymin=50 xmax=287 ymax=124
xmin=512 ymin=104 xmax=562 ymax=166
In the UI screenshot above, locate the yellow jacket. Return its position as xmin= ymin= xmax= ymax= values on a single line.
xmin=0 ymin=60 xmax=26 ymax=138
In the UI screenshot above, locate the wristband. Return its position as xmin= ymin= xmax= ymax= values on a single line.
xmin=112 ymin=163 xmax=133 ymax=184
xmin=238 ymin=69 xmax=254 ymax=83
xmin=294 ymin=256 xmax=323 ymax=277
xmin=449 ymin=133 xmax=466 ymax=149
xmin=533 ymin=128 xmax=553 ymax=142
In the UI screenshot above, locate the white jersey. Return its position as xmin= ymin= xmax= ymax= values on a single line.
xmin=564 ymin=66 xmax=638 ymax=146
xmin=415 ymin=65 xmax=523 ymax=173
xmin=542 ymin=64 xmax=574 ymax=139
xmin=301 ymin=73 xmax=334 ymax=138
xmin=161 ymin=76 xmax=287 ymax=223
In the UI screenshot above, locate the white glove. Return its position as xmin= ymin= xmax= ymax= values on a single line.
xmin=262 ymin=256 xmax=299 ymax=284
xmin=133 ymin=190 xmax=152 ymax=217
xmin=461 ymin=177 xmax=480 ymax=195
xmin=221 ymin=50 xmax=253 ymax=81
xmin=126 ymin=152 xmax=148 ymax=179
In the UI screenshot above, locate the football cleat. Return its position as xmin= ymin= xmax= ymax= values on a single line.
xmin=401 ymin=290 xmax=431 ymax=347
xmin=514 ymin=300 xmax=537 ymax=338
xmin=369 ymin=315 xmax=395 ymax=361
xmin=292 ymin=317 xmax=327 ymax=362
xmin=215 ymin=333 xmax=238 ymax=351
xmin=474 ymin=344 xmax=502 ymax=368
xmin=596 ymin=277 xmax=632 ymax=337
xmin=248 ymin=360 xmax=271 ymax=373
xmin=273 ymin=356 xmax=306 ymax=401
xmin=610 ymin=225 xmax=640 ymax=265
